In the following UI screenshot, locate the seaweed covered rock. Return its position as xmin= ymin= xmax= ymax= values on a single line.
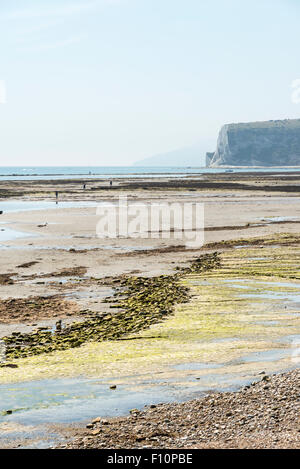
xmin=3 ymin=252 xmax=221 ymax=359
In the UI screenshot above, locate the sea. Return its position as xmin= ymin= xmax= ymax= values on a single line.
xmin=0 ymin=166 xmax=299 ymax=181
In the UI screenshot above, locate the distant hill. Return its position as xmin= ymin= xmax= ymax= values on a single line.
xmin=134 ymin=141 xmax=215 ymax=167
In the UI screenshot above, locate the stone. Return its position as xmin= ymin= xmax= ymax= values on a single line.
xmin=91 ymin=429 xmax=102 ymax=435
xmin=91 ymin=417 xmax=102 ymax=424
xmin=130 ymin=409 xmax=140 ymax=414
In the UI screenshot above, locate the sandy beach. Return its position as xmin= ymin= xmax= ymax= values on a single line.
xmin=0 ymin=172 xmax=299 ymax=449
xmin=1 ymin=172 xmax=300 ymax=291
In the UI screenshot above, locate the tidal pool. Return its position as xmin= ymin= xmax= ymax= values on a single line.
xmin=1 ymin=361 xmax=297 ymax=449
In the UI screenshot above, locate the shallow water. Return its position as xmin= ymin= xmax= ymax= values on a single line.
xmin=23 ymin=276 xmax=84 ymax=285
xmin=0 ymin=352 xmax=297 ymax=449
xmin=240 ymin=291 xmax=300 ymax=302
xmin=0 ymin=201 xmax=101 ymax=213
xmin=172 ymin=362 xmax=222 ymax=371
xmin=1 ymin=166 xmax=299 ymax=182
xmin=227 ymin=349 xmax=293 ymax=365
xmin=1 ymin=248 xmax=300 ymax=447
xmin=0 ymin=241 xmax=160 ymax=252
xmin=64 ymin=287 xmax=114 ymax=300
xmin=217 ymin=279 xmax=300 ymax=303
xmin=0 ymin=343 xmax=298 ymax=447
xmin=0 ymin=378 xmax=179 ymax=425
xmin=277 ymin=334 xmax=300 ymax=345
xmin=262 ymin=216 xmax=300 ymax=222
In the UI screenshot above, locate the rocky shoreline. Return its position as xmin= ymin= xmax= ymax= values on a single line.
xmin=60 ymin=369 xmax=299 ymax=449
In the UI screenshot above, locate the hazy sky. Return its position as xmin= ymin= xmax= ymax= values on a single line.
xmin=1 ymin=0 xmax=300 ymax=166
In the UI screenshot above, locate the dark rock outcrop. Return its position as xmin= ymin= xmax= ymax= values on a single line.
xmin=208 ymin=119 xmax=300 ymax=167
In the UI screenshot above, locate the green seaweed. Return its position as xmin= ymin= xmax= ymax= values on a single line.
xmin=1 ymin=239 xmax=300 ymax=384
xmin=2 ymin=253 xmax=221 ymax=359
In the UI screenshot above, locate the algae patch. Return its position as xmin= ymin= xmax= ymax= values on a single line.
xmin=2 ymin=254 xmax=220 ymax=360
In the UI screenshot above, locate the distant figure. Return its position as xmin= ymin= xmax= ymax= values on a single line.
xmin=55 ymin=191 xmax=59 ymax=205
xmin=83 ymin=183 xmax=86 ymax=190
xmin=110 ymin=180 xmax=112 ymax=187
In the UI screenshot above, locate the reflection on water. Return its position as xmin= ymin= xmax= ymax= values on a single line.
xmin=0 ymin=349 xmax=298 ymax=448
xmin=0 ymin=378 xmax=178 ymax=426
xmin=226 ymin=349 xmax=293 ymax=365
xmin=172 ymin=362 xmax=222 ymax=371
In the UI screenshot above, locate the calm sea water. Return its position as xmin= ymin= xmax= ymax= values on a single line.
xmin=0 ymin=166 xmax=299 ymax=181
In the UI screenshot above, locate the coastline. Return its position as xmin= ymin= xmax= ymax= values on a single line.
xmin=0 ymin=171 xmax=299 ymax=449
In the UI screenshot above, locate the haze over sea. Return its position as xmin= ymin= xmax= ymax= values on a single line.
xmin=0 ymin=166 xmax=299 ymax=181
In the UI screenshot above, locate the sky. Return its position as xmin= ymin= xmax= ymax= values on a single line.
xmin=1 ymin=0 xmax=300 ymax=166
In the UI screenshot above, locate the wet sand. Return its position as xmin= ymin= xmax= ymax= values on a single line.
xmin=1 ymin=175 xmax=300 ymax=304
